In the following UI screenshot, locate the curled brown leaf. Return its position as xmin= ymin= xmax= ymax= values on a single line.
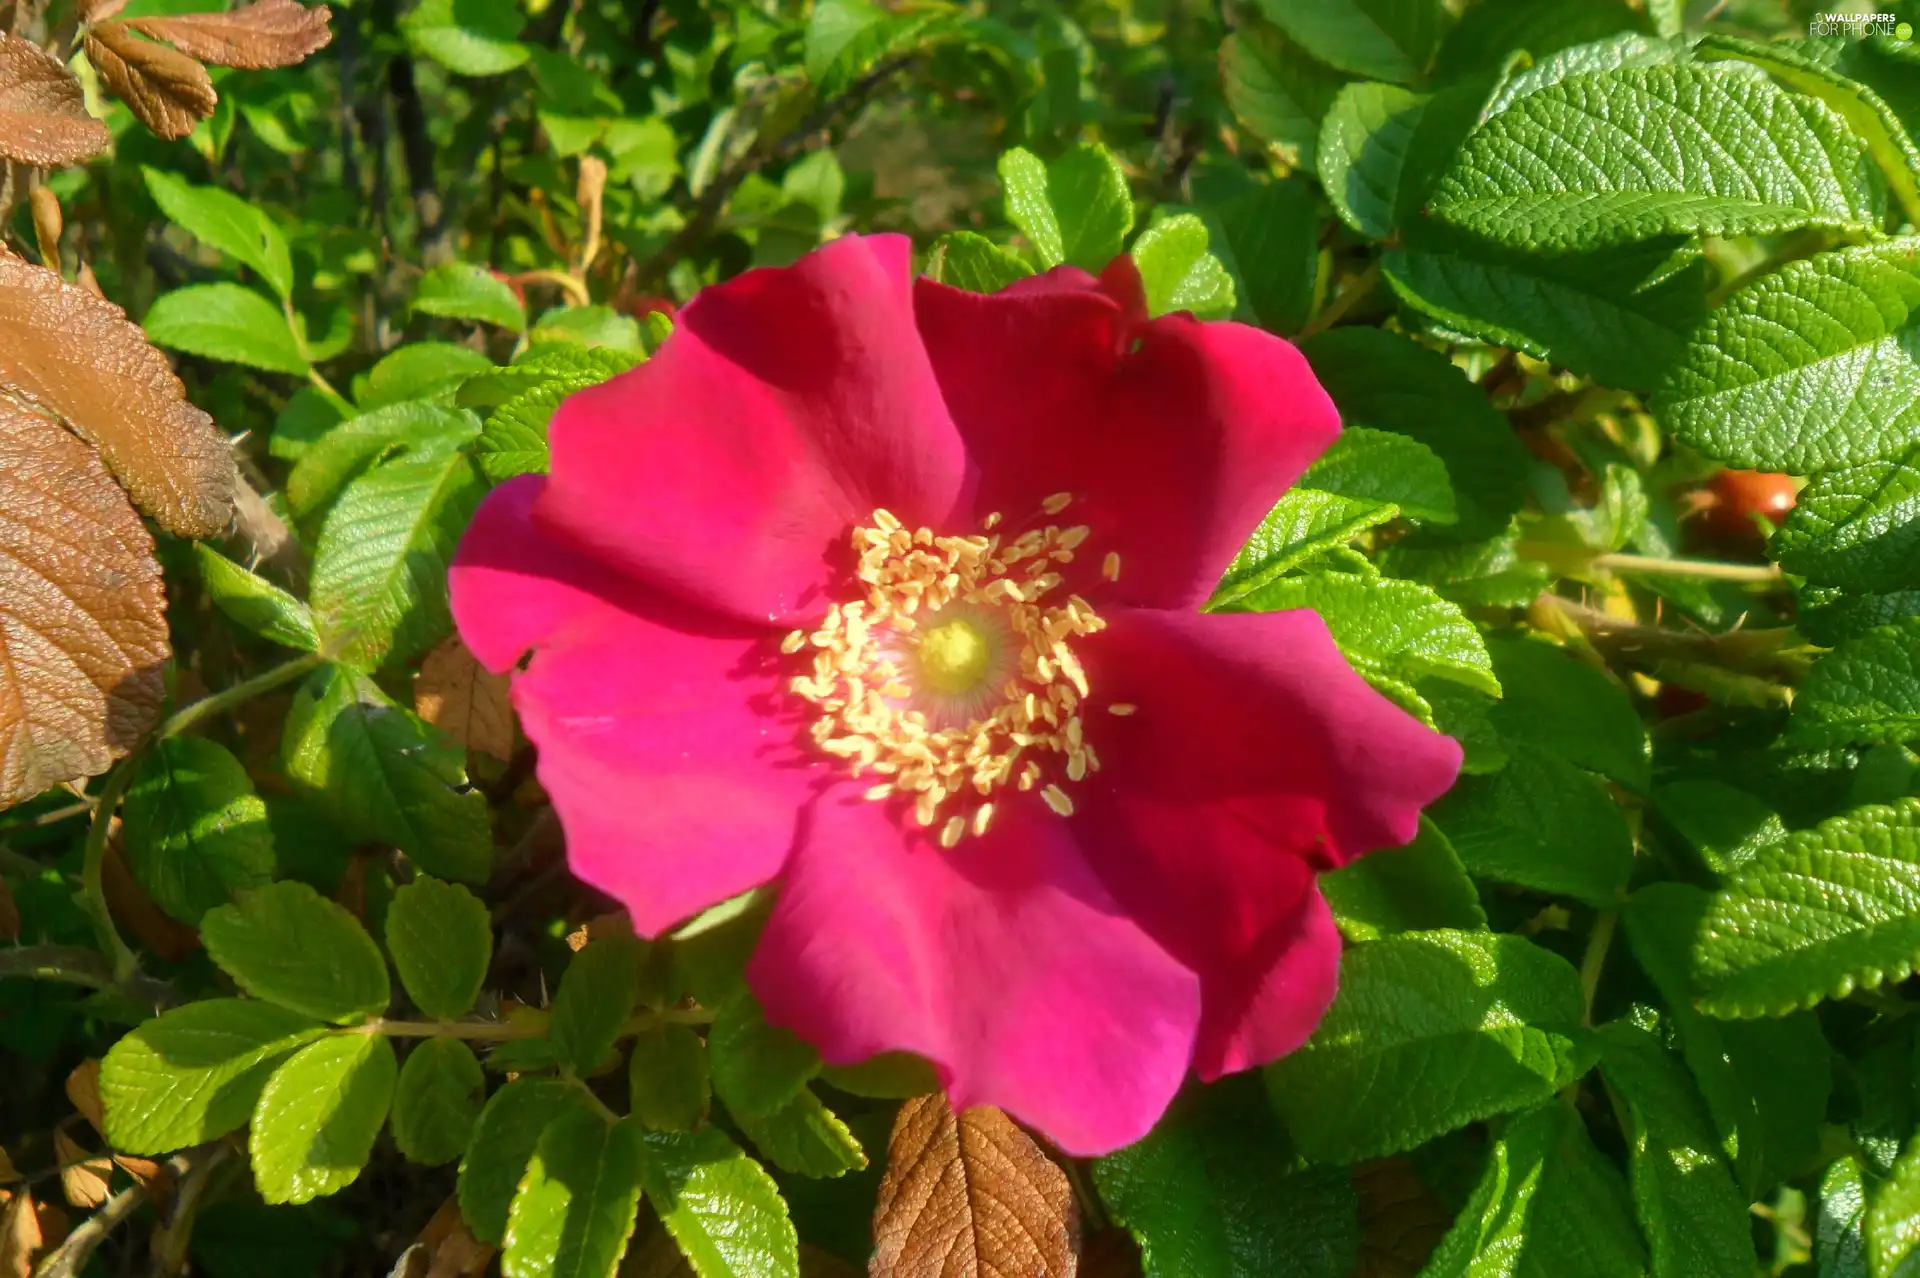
xmin=0 ymin=401 xmax=168 ymax=809
xmin=82 ymin=20 xmax=216 ymax=141
xmin=127 ymin=0 xmax=333 ymax=71
xmin=0 ymin=253 xmax=234 ymax=538
xmin=52 ymin=1132 xmax=111 ymax=1211
xmin=871 ymin=1094 xmax=1078 ymax=1278
xmin=415 ymin=637 xmax=515 ymax=762
xmin=0 ymin=34 xmax=110 ymax=166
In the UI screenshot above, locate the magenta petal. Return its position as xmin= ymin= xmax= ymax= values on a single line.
xmin=450 ymin=477 xmax=817 ymax=935
xmin=914 ymin=272 xmax=1340 ymax=610
xmin=536 ymin=234 xmax=969 ymax=625
xmin=1073 ymin=607 xmax=1462 ymax=1075
xmin=748 ymin=789 xmax=1200 ymax=1157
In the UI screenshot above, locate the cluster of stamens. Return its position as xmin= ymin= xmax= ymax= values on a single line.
xmin=782 ymin=495 xmax=1118 ymax=848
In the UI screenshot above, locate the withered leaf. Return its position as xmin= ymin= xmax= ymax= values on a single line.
xmin=65 ymin=1060 xmax=105 ymax=1134
xmin=78 ymin=0 xmax=130 ymax=23
xmin=871 ymin=1095 xmax=1077 ymax=1278
xmin=0 ymin=1188 xmax=43 ymax=1278
xmin=0 ymin=34 xmax=111 ymax=166
xmin=102 ymin=828 xmax=200 ymax=960
xmin=0 ymin=402 xmax=168 ymax=809
xmin=415 ymin=637 xmax=514 ymax=761
xmin=82 ymin=20 xmax=216 ymax=141
xmin=53 ymin=1131 xmax=111 ymax=1210
xmin=128 ymin=0 xmax=332 ymax=70
xmin=0 ymin=252 xmax=234 ymax=538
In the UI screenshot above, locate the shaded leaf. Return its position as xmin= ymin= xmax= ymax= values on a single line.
xmin=385 ymin=875 xmax=492 ymax=1021
xmin=872 ymin=1095 xmax=1076 ymax=1278
xmin=0 ymin=400 xmax=167 ymax=808
xmin=733 ymin=1088 xmax=866 ymax=1180
xmin=392 ymin=1038 xmax=485 ymax=1166
xmin=121 ymin=736 xmax=275 ymax=925
xmin=459 ymin=1078 xmax=597 ymax=1247
xmin=0 ymin=34 xmax=110 ymax=165
xmin=0 ymin=252 xmax=234 ymax=538
xmin=84 ymin=19 xmax=217 ymax=141
xmin=628 ymin=1026 xmax=710 ymax=1133
xmin=127 ymin=0 xmax=332 ymax=70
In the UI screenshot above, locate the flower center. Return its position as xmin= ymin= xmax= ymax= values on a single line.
xmin=780 ymin=496 xmax=1120 ymax=848
xmin=915 ymin=619 xmax=992 ymax=694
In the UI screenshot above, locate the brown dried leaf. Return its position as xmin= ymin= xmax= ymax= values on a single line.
xmin=78 ymin=0 xmax=130 ymax=23
xmin=0 ymin=35 xmax=110 ymax=167
xmin=800 ymin=1245 xmax=863 ymax=1278
xmin=0 ymin=253 xmax=234 ymax=537
xmin=102 ymin=825 xmax=199 ymax=960
xmin=109 ymin=1155 xmax=163 ymax=1196
xmin=871 ymin=1095 xmax=1077 ymax=1278
xmin=0 ymin=1149 xmax=16 ymax=1184
xmin=0 ymin=402 xmax=168 ymax=808
xmin=1352 ymin=1158 xmax=1452 ymax=1278
xmin=0 ymin=1187 xmax=41 ymax=1278
xmin=128 ymin=0 xmax=331 ymax=70
xmin=418 ymin=1197 xmax=494 ymax=1278
xmin=53 ymin=1131 xmax=111 ymax=1210
xmin=0 ymin=874 xmax=17 ymax=942
xmin=65 ymin=1060 xmax=104 ymax=1133
xmin=415 ymin=637 xmax=514 ymax=761
xmin=82 ymin=20 xmax=216 ymax=142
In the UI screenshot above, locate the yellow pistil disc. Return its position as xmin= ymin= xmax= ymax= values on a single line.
xmin=782 ymin=504 xmax=1109 ymax=842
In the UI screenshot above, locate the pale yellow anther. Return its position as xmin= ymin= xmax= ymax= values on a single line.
xmin=1102 ymin=552 xmax=1121 ymax=581
xmin=865 ymin=782 xmax=896 ymax=801
xmin=1042 ymin=492 xmax=1074 ymax=515
xmin=1042 ymin=784 xmax=1075 ymax=816
xmin=974 ymin=804 xmax=995 ymax=836
xmin=780 ymin=630 xmax=807 ymax=654
xmin=939 ymin=816 xmax=966 ymax=848
xmin=1108 ymin=702 xmax=1137 ymax=716
xmin=1057 ymin=526 xmax=1090 ymax=551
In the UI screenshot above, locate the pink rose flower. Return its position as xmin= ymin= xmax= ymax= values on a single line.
xmin=449 ymin=234 xmax=1462 ymax=1155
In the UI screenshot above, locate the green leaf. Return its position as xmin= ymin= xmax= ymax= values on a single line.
xmin=1315 ymin=79 xmax=1487 ymax=240
xmin=628 ymin=1025 xmax=711 ymax=1132
xmin=145 ymin=283 xmax=307 ymax=375
xmin=1265 ymin=930 xmax=1591 ymax=1162
xmin=503 ymin=1110 xmax=645 ymax=1278
xmin=1253 ymin=0 xmax=1444 ymax=83
xmin=926 ymin=231 xmax=1034 ymax=293
xmin=1321 ymin=817 xmax=1487 ymax=941
xmin=1696 ymin=34 xmax=1920 ymax=228
xmin=1651 ymin=779 xmax=1785 ymax=876
xmin=1800 ymin=585 xmax=1920 ymax=648
xmin=710 ymin=994 xmax=822 ymax=1119
xmin=1383 ymin=230 xmax=1707 ymax=392
xmin=458 ymin=345 xmax=638 ymax=409
xmin=413 ymin=262 xmax=527 ymax=332
xmin=1301 ymin=327 xmax=1531 ymax=541
xmin=194 ymin=544 xmax=322 ymax=651
xmin=1486 ymin=634 xmax=1650 ymax=790
xmin=639 ymin=1127 xmax=800 ymax=1278
xmin=1421 ymin=1103 xmax=1648 ymax=1278
xmin=1794 ymin=617 xmax=1920 ymax=750
xmin=309 ymin=443 xmax=487 ymax=671
xmin=817 ymin=1052 xmax=940 ymax=1100
xmin=121 ymin=736 xmax=275 ymax=926
xmin=359 ymin=343 xmax=496 ymax=411
xmin=1432 ymin=65 xmax=1885 ymax=251
xmin=474 ymin=382 xmax=567 ymax=482
xmin=529 ymin=305 xmax=645 ymax=355
xmin=201 ymin=881 xmax=390 ymax=1024
xmin=286 ymin=402 xmax=480 ymax=518
xmin=282 ymin=664 xmax=493 ymax=884
xmin=1432 ymin=0 xmax=1649 ymax=81
xmin=1819 ymin=1158 xmax=1870 ymax=1278
xmin=1622 ymin=883 xmax=1832 ymax=1197
xmin=1775 ymin=454 xmax=1920 ymax=593
xmin=1596 ymin=1022 xmax=1759 ymax=1278
xmin=1130 ymin=214 xmax=1235 ymax=319
xmin=1484 ymin=32 xmax=1684 ymax=118
xmin=385 ymin=876 xmax=492 ymax=1021
xmin=731 ymin=1088 xmax=866 ymax=1178
xmin=1221 ymin=23 xmax=1346 ymax=167
xmin=1689 ymin=799 xmax=1920 ymax=1016
xmin=250 ymin=1033 xmax=398 ymax=1205
xmin=143 ymin=166 xmax=294 ymax=300
xmin=1208 ymin=179 xmax=1320 ymax=335
xmin=998 ymin=144 xmax=1132 ymax=273
xmin=1223 ymin=573 xmax=1500 ymax=714
xmin=1300 ymin=427 xmax=1457 ymax=524
xmin=1870 ymin=1135 xmax=1920 ymax=1277
xmin=551 ymin=932 xmax=647 ymax=1076
xmin=1655 ymin=240 xmax=1920 ymax=473
xmin=1431 ymin=750 xmax=1636 ymax=905
xmin=401 ymin=0 xmax=528 ymax=76
xmin=460 ymin=1078 xmax=598 ymax=1246
xmin=270 ymin=385 xmax=346 ymax=462
xmin=1095 ymin=1080 xmax=1358 ymax=1278
xmin=1212 ymin=489 xmax=1399 ymax=606
xmin=391 ymin=1037 xmax=486 ymax=1166
xmin=101 ymin=1000 xmax=326 ymax=1155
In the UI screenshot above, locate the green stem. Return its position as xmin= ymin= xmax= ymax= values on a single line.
xmin=1587 ymin=552 xmax=1782 ymax=583
xmin=1579 ymin=910 xmax=1618 ymax=1027
xmin=79 ymin=757 xmax=142 ymax=983
xmin=160 ymin=651 xmax=327 ymax=740
xmin=350 ymin=1006 xmax=712 ymax=1041
xmin=1297 ymin=260 xmax=1380 ymax=340
xmin=0 ymin=799 xmax=92 ymax=833
xmin=0 ymin=944 xmax=114 ymax=989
